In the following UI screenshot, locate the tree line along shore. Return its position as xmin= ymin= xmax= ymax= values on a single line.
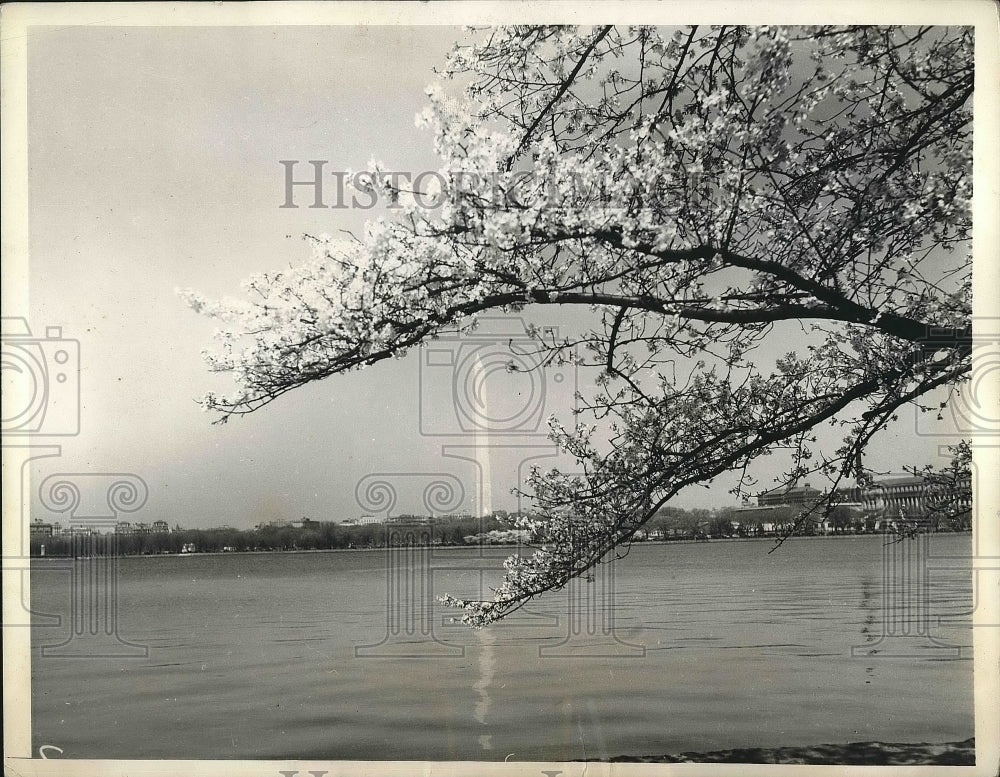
xmin=28 ymin=502 xmax=971 ymax=558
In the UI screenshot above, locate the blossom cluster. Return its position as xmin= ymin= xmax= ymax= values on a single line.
xmin=185 ymin=25 xmax=973 ymax=624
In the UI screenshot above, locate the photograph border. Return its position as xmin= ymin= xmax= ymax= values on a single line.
xmin=3 ymin=2 xmax=998 ymax=775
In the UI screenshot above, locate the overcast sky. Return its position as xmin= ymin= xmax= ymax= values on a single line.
xmin=22 ymin=23 xmax=968 ymax=530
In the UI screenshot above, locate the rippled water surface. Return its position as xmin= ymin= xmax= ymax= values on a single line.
xmin=30 ymin=534 xmax=974 ymax=760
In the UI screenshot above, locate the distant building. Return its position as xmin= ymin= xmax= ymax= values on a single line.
xmin=338 ymin=515 xmax=391 ymax=526
xmin=30 ymin=520 xmax=53 ymax=539
xmin=834 ymin=485 xmax=865 ymax=504
xmin=734 ymin=503 xmax=786 ymax=518
xmin=862 ymin=475 xmax=929 ymax=516
xmin=387 ymin=515 xmax=431 ymax=525
xmin=255 ymin=519 xmax=290 ymax=529
xmin=152 ymin=520 xmax=169 ymax=533
xmin=758 ymin=483 xmax=822 ymax=507
xmin=115 ymin=521 xmax=134 ymax=535
xmin=257 ymin=518 xmax=312 ymax=529
xmin=747 ymin=474 xmax=955 ymax=533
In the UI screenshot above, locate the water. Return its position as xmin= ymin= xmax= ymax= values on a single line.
xmin=30 ymin=534 xmax=974 ymax=760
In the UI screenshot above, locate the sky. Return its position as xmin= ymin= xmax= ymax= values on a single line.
xmin=17 ymin=23 xmax=970 ymax=530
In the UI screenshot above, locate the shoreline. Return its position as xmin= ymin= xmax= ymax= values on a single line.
xmin=583 ymin=737 xmax=976 ymax=765
xmin=30 ymin=530 xmax=973 ymax=560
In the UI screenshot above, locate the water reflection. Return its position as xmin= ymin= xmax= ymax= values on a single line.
xmin=473 ymin=626 xmax=496 ymax=751
xmin=30 ymin=535 xmax=974 ymax=760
